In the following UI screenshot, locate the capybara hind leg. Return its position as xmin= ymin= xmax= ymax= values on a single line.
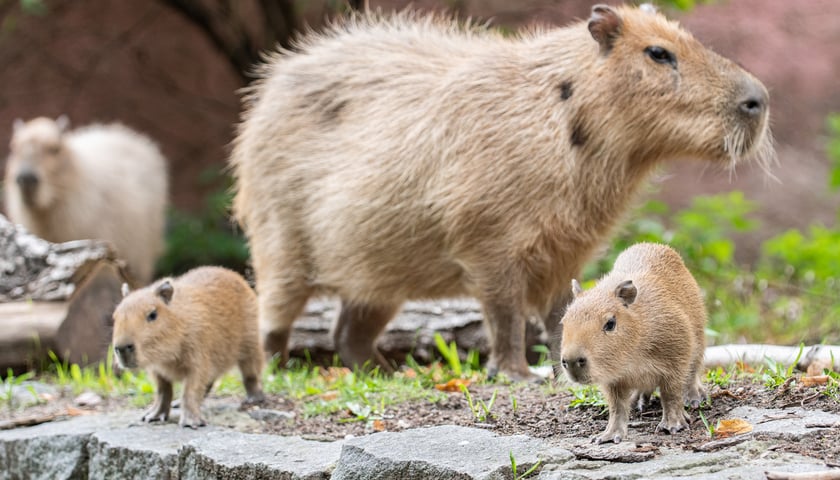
xmin=334 ymin=301 xmax=399 ymax=372
xmin=258 ymin=284 xmax=312 ymax=363
xmin=239 ymin=354 xmax=265 ymax=405
xmin=482 ymin=300 xmax=537 ymax=382
xmin=143 ymin=373 xmax=173 ymax=423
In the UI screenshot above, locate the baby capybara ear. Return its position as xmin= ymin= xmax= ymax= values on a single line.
xmin=55 ymin=115 xmax=70 ymax=132
xmin=121 ymin=283 xmax=131 ymax=298
xmin=155 ymin=280 xmax=174 ymax=304
xmin=615 ymin=280 xmax=637 ymax=306
xmin=588 ymin=4 xmax=623 ymax=54
xmin=571 ymin=279 xmax=583 ymax=297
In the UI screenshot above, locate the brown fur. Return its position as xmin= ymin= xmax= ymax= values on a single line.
xmin=230 ymin=4 xmax=772 ymax=381
xmin=3 ymin=117 xmax=168 ymax=285
xmin=111 ymin=267 xmax=264 ymax=428
xmin=560 ymin=242 xmax=706 ymax=444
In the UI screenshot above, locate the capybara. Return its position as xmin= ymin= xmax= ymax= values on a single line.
xmin=560 ymin=242 xmax=706 ymax=444
xmin=112 ymin=266 xmax=264 ymax=428
xmin=230 ymin=4 xmax=772 ymax=380
xmin=4 ymin=116 xmax=167 ymax=285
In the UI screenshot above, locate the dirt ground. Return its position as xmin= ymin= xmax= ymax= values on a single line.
xmin=2 ymin=376 xmax=838 ymax=466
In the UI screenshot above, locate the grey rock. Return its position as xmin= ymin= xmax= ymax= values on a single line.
xmin=538 ymin=440 xmax=830 ymax=480
xmin=331 ymin=425 xmax=573 ymax=480
xmin=88 ymin=424 xmax=218 ymax=480
xmin=9 ymin=381 xmax=58 ymax=409
xmin=728 ymin=405 xmax=840 ymax=441
xmin=0 ymin=411 xmax=136 ymax=480
xmin=179 ymin=431 xmax=343 ymax=480
xmin=248 ymin=408 xmax=296 ymax=422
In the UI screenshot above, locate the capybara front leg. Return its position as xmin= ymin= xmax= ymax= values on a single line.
xmin=594 ymin=384 xmax=631 ymax=444
xmin=546 ymin=291 xmax=574 ymax=380
xmin=657 ymin=383 xmax=690 ymax=435
xmin=179 ymin=376 xmax=209 ymax=429
xmin=142 ymin=373 xmax=173 ymax=423
xmin=258 ymin=284 xmax=311 ymax=364
xmin=334 ymin=301 xmax=398 ymax=372
xmin=482 ymin=300 xmax=537 ymax=382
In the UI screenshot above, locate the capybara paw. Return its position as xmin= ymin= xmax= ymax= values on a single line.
xmin=179 ymin=414 xmax=207 ymax=429
xmin=656 ymin=417 xmax=689 ymax=435
xmin=141 ymin=410 xmax=168 ymax=423
xmin=242 ymin=391 xmax=266 ymax=406
xmin=592 ymin=431 xmax=623 ymax=444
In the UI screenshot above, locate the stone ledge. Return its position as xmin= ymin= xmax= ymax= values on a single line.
xmin=1 ymin=406 xmax=838 ymax=480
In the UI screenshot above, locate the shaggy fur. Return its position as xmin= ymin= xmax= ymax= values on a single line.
xmin=112 ymin=267 xmax=264 ymax=428
xmin=3 ymin=117 xmax=168 ymax=285
xmin=560 ymin=243 xmax=707 ymax=444
xmin=230 ymin=4 xmax=772 ymax=380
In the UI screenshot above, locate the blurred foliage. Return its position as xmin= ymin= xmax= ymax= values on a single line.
xmin=155 ymin=173 xmax=249 ymax=278
xmin=828 ymin=114 xmax=840 ymax=191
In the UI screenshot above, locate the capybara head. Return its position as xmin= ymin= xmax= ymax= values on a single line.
xmin=112 ymin=280 xmax=181 ymax=370
xmin=580 ymin=4 xmax=772 ymax=168
xmin=560 ymin=278 xmax=644 ymax=386
xmin=5 ymin=116 xmax=71 ymax=210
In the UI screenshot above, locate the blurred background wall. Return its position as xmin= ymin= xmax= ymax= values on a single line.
xmin=0 ymin=0 xmax=837 ymax=266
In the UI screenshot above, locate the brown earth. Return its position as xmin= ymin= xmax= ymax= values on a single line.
xmin=3 ymin=374 xmax=838 ymax=465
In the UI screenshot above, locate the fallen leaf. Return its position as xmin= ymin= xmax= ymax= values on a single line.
xmin=735 ymin=361 xmax=755 ymax=374
xmin=319 ymin=391 xmax=339 ymax=401
xmin=434 ymin=378 xmax=470 ymax=392
xmin=801 ymin=375 xmax=830 ymax=387
xmin=715 ymin=418 xmax=753 ymax=438
xmin=806 ymin=360 xmax=833 ymax=377
xmin=372 ymin=420 xmax=385 ymax=432
xmin=401 ymin=368 xmax=417 ymax=379
xmin=65 ymin=406 xmax=87 ymax=417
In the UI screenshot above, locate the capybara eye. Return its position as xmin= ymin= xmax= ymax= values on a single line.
xmin=146 ymin=309 xmax=158 ymax=322
xmin=644 ymin=46 xmax=676 ymax=66
xmin=603 ymin=316 xmax=617 ymax=332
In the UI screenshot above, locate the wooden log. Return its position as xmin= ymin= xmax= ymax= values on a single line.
xmin=705 ymin=344 xmax=840 ymax=372
xmin=0 ymin=214 xmax=128 ymax=372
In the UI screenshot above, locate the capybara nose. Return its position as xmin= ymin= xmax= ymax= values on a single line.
xmin=561 ymin=356 xmax=588 ymax=379
xmin=114 ymin=343 xmax=135 ymax=359
xmin=16 ymin=171 xmax=39 ymax=190
xmin=736 ymin=80 xmax=768 ymax=119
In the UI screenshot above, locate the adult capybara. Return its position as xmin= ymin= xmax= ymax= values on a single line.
xmin=4 ymin=117 xmax=167 ymax=285
xmin=231 ymin=4 xmax=772 ymax=380
xmin=560 ymin=243 xmax=706 ymax=444
xmin=112 ymin=266 xmax=264 ymax=428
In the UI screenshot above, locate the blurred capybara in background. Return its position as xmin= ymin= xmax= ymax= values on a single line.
xmin=4 ymin=116 xmax=168 ymax=285
xmin=231 ymin=4 xmax=773 ymax=380
xmin=560 ymin=243 xmax=706 ymax=444
xmin=112 ymin=266 xmax=264 ymax=428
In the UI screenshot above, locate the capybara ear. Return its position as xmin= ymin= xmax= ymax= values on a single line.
xmin=571 ymin=279 xmax=583 ymax=297
xmin=639 ymin=3 xmax=658 ymax=15
xmin=13 ymin=119 xmax=24 ymax=132
xmin=56 ymin=115 xmax=70 ymax=132
xmin=155 ymin=280 xmax=174 ymax=304
xmin=121 ymin=283 xmax=131 ymax=298
xmin=588 ymin=4 xmax=623 ymax=54
xmin=615 ymin=280 xmax=637 ymax=306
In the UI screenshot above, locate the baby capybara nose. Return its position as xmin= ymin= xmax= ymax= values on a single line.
xmin=561 ymin=356 xmax=588 ymax=378
xmin=114 ymin=343 xmax=135 ymax=359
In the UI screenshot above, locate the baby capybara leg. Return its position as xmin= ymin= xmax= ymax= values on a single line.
xmin=142 ymin=373 xmax=173 ymax=423
xmin=656 ymin=382 xmax=691 ymax=435
xmin=333 ymin=301 xmax=398 ymax=372
xmin=179 ymin=376 xmax=210 ymax=429
xmin=239 ymin=355 xmax=265 ymax=405
xmin=482 ymin=300 xmax=537 ymax=382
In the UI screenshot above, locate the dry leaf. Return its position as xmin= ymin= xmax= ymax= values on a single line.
xmin=319 ymin=391 xmax=339 ymax=401
xmin=65 ymin=406 xmax=87 ymax=417
xmin=715 ymin=418 xmax=753 ymax=438
xmin=402 ymin=368 xmax=417 ymax=379
xmin=806 ymin=360 xmax=833 ymax=377
xmin=801 ymin=375 xmax=830 ymax=387
xmin=372 ymin=420 xmax=386 ymax=432
xmin=735 ymin=361 xmax=755 ymax=374
xmin=434 ymin=378 xmax=471 ymax=392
